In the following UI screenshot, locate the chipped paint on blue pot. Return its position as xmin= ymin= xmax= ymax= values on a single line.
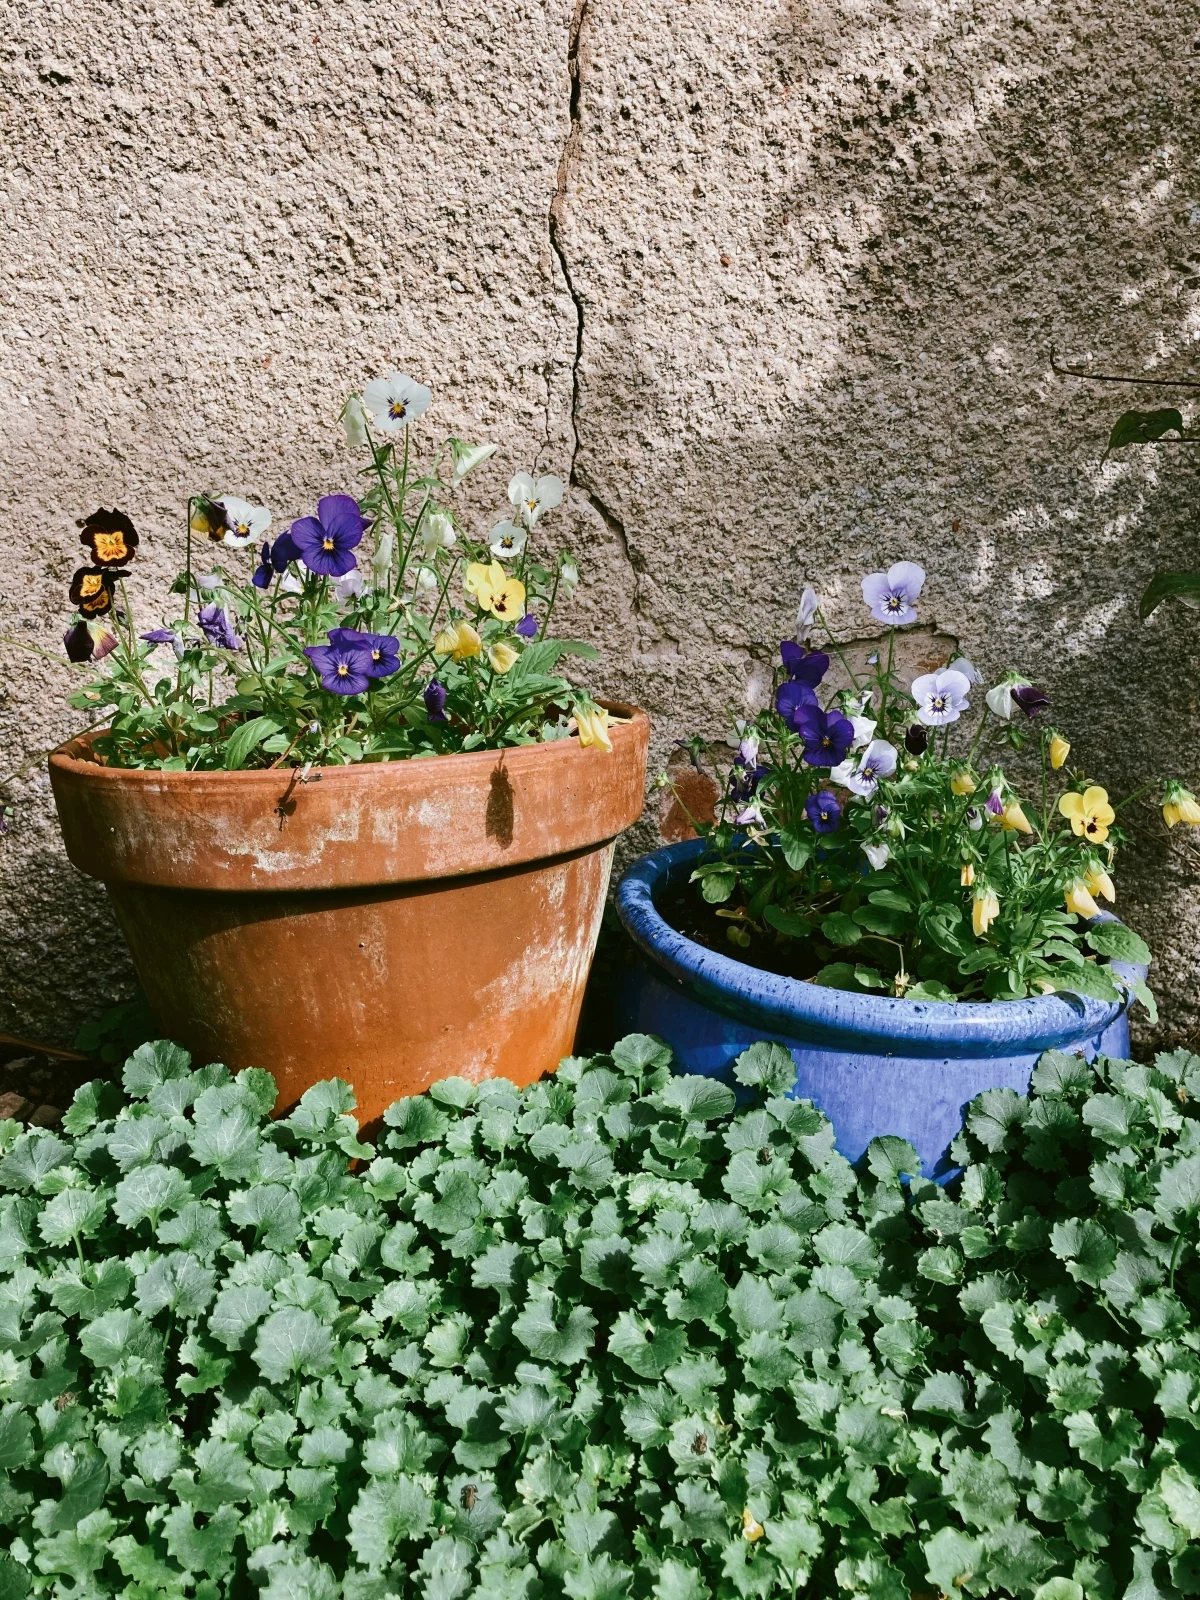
xmin=615 ymin=839 xmax=1141 ymax=1180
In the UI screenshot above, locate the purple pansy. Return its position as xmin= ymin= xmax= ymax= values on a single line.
xmin=288 ymin=495 xmax=368 ymax=578
xmin=304 ymin=638 xmax=373 ymax=696
xmin=197 ymin=605 xmax=241 ymax=651
xmin=986 ymin=787 xmax=1005 ymax=817
xmin=793 ymin=704 xmax=855 ymax=768
xmin=424 ymin=679 xmax=448 ymax=722
xmin=861 ymin=561 xmax=926 ymax=627
xmin=1012 ymin=683 xmax=1050 ymax=716
xmin=779 ymin=640 xmax=830 ymax=688
xmin=775 ymin=678 xmax=819 ymax=729
xmin=729 ymin=753 xmax=769 ymax=804
xmin=832 ymin=739 xmax=898 ymax=798
xmin=141 ymin=627 xmax=177 ymax=645
xmin=328 ymin=627 xmax=401 ymax=680
xmin=911 ymin=668 xmax=971 ymax=728
xmin=516 ymin=612 xmax=539 ymax=639
xmin=805 ymin=790 xmax=841 ymax=833
xmin=253 ymin=532 xmax=299 ymax=589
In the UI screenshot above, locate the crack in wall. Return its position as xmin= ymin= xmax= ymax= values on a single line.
xmin=547 ymin=0 xmax=644 ymax=621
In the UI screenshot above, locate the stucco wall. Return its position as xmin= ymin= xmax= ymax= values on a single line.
xmin=2 ymin=0 xmax=1198 ymax=1050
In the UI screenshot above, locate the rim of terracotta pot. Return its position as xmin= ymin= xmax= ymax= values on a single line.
xmin=616 ymin=837 xmax=1142 ymax=1060
xmin=49 ymin=703 xmax=650 ymax=892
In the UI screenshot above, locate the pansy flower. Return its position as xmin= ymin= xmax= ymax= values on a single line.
xmin=805 ymin=790 xmax=841 ymax=833
xmin=433 ymin=620 xmax=482 ymax=661
xmin=911 ymin=667 xmax=971 ymax=728
xmin=304 ymin=637 xmax=373 ymax=695
xmin=362 ymin=372 xmax=433 ymax=433
xmin=1058 ymin=785 xmax=1115 ymax=844
xmin=489 ymin=521 xmax=527 ymax=560
xmin=779 ymin=640 xmax=830 ymax=688
xmin=509 ymin=472 xmax=564 ymax=527
xmin=793 ymin=704 xmax=855 ymax=768
xmin=424 ymin=679 xmax=448 ymax=722
xmin=449 ymin=439 xmax=499 ymax=486
xmin=327 ymin=627 xmax=401 ymax=679
xmin=252 ymin=531 xmax=300 ymax=590
xmin=516 ymin=612 xmax=538 ymax=639
xmin=775 ymin=678 xmax=818 ymax=728
xmin=64 ymin=619 xmax=118 ymax=663
xmin=69 ymin=567 xmax=120 ymax=616
xmin=77 ymin=508 xmax=138 ymax=567
xmin=288 ymin=495 xmax=369 ymax=578
xmin=464 ymin=560 xmax=526 ymax=620
xmin=831 ymin=739 xmax=898 ymax=797
xmin=487 ymin=641 xmax=519 ymax=674
xmin=795 ymin=584 xmax=819 ymax=642
xmin=1011 ymin=683 xmax=1050 ymax=716
xmin=213 ymin=495 xmax=271 ymax=549
xmin=861 ymin=561 xmax=925 ymax=626
xmin=197 ymin=604 xmax=241 ymax=651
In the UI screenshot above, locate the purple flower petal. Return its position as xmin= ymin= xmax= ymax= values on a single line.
xmin=780 ymin=641 xmax=829 ymax=687
xmin=304 ymin=641 xmax=372 ymax=695
xmin=316 ymin=494 xmax=368 ymax=545
xmin=516 ymin=612 xmax=538 ymax=639
xmin=424 ymin=678 xmax=448 ymax=722
xmin=775 ymin=680 xmax=818 ymax=727
xmin=805 ymin=790 xmax=841 ymax=833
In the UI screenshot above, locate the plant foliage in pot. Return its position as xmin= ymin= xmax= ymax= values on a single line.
xmin=47 ymin=373 xmax=649 ymax=1124
xmin=615 ymin=562 xmax=1186 ymax=1176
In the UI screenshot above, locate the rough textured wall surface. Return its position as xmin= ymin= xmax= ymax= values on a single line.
xmin=2 ymin=0 xmax=1198 ymax=1049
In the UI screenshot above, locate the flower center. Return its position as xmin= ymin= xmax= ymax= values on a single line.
xmin=389 ymin=401 xmax=407 ymax=418
xmin=93 ymin=533 xmax=126 ymax=562
xmin=337 ymin=663 xmax=349 ymax=676
xmin=323 ymin=537 xmax=335 ymax=551
xmin=371 ymin=649 xmax=381 ymax=662
xmin=930 ymin=694 xmax=948 ymax=712
xmin=886 ymin=594 xmax=903 ymax=612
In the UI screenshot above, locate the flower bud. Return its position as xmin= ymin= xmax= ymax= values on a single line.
xmin=961 ymin=862 xmax=976 ymax=886
xmin=904 ymin=724 xmax=929 ymax=755
xmin=950 ymin=770 xmax=976 ymax=796
xmin=1049 ymin=732 xmax=1070 ymax=770
xmin=1084 ymin=864 xmax=1115 ymax=903
xmin=487 ymin=641 xmax=519 ymax=674
xmin=1001 ymin=801 xmax=1034 ymax=835
xmin=1163 ymin=783 xmax=1200 ymax=827
xmin=972 ymin=886 xmax=1000 ymax=936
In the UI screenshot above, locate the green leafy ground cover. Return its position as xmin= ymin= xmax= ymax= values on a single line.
xmin=0 ymin=1035 xmax=1198 ymax=1600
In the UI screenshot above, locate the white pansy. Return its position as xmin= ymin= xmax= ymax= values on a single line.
xmin=414 ymin=566 xmax=439 ymax=592
xmin=362 ymin=372 xmax=433 ymax=434
xmin=334 ymin=571 xmax=366 ymax=602
xmin=849 ymin=716 xmax=877 ymax=751
xmin=489 ymin=521 xmax=528 ymax=560
xmin=830 ymin=758 xmax=857 ymax=788
xmin=420 ymin=511 xmax=457 ymax=554
xmin=449 ymin=440 xmax=499 ymax=486
xmin=214 ymin=495 xmax=271 ymax=549
xmin=862 ymin=841 xmax=891 ymax=870
xmin=912 ymin=668 xmax=971 ymax=728
xmin=738 ymin=731 xmax=761 ymax=766
xmin=371 ymin=531 xmax=395 ymax=589
xmin=558 ymin=559 xmax=580 ymax=598
xmin=509 ymin=471 xmax=564 ymax=527
xmin=840 ymin=739 xmax=899 ymax=798
xmin=796 ymin=584 xmax=819 ymax=642
xmin=341 ymin=395 xmax=371 ymax=447
xmin=279 ymin=572 xmax=303 ymax=595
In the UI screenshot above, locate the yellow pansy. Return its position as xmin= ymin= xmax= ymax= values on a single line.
xmin=961 ymin=862 xmax=975 ymax=887
xmin=972 ymin=886 xmax=1000 ymax=937
xmin=1084 ymin=864 xmax=1115 ymax=903
xmin=575 ymin=706 xmax=613 ymax=753
xmin=465 ymin=560 xmax=527 ymax=621
xmin=487 ymin=641 xmax=518 ymax=674
xmin=1064 ymin=879 xmax=1101 ymax=919
xmin=950 ymin=770 xmax=977 ymax=796
xmin=1163 ymin=785 xmax=1200 ymax=828
xmin=1049 ymin=733 xmax=1070 ymax=770
xmin=1058 ymin=786 xmax=1115 ymax=843
xmin=433 ymin=620 xmax=481 ymax=661
xmin=741 ymin=1510 xmax=764 ymax=1543
xmin=1001 ymin=801 xmax=1034 ymax=835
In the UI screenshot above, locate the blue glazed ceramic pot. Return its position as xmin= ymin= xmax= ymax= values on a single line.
xmin=615 ymin=838 xmax=1141 ymax=1179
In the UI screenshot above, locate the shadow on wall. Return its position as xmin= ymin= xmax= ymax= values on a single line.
xmin=559 ymin=0 xmax=1200 ymax=1047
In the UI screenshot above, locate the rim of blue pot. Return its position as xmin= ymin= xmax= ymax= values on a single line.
xmin=616 ymin=837 xmax=1139 ymax=1060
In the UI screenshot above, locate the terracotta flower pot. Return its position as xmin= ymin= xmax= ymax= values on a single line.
xmin=49 ymin=707 xmax=649 ymax=1126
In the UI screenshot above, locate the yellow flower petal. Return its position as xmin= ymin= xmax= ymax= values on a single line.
xmin=972 ymin=887 xmax=1000 ymax=936
xmin=1084 ymin=866 xmax=1115 ymax=903
xmin=950 ymin=771 xmax=976 ymax=796
xmin=485 ymin=577 xmax=526 ymax=619
xmin=742 ymin=1510 xmax=764 ymax=1543
xmin=575 ymin=706 xmax=613 ymax=753
xmin=1001 ymin=802 xmax=1034 ymax=835
xmin=487 ymin=641 xmax=518 ymax=674
xmin=1049 ymin=734 xmax=1070 ymax=770
xmin=961 ymin=862 xmax=975 ymax=887
xmin=1058 ymin=792 xmax=1085 ymax=824
xmin=463 ymin=561 xmax=491 ymax=599
xmin=1064 ymin=880 xmax=1101 ymax=919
